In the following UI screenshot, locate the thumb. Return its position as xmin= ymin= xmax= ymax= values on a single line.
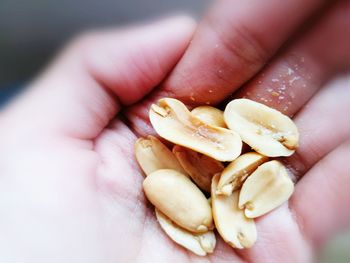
xmin=2 ymin=16 xmax=195 ymax=140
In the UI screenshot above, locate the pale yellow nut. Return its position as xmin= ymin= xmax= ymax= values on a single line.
xmin=191 ymin=106 xmax=227 ymax=128
xmin=134 ymin=136 xmax=186 ymax=176
xmin=216 ymin=152 xmax=268 ymax=195
xmin=239 ymin=160 xmax=294 ymax=218
xmin=156 ymin=209 xmax=216 ymax=256
xmin=224 ymin=99 xmax=299 ymax=157
xmin=173 ymin=145 xmax=224 ymax=192
xmin=149 ymin=98 xmax=242 ymax=162
xmin=211 ymin=174 xmax=257 ymax=249
xmin=143 ymin=169 xmax=213 ymax=233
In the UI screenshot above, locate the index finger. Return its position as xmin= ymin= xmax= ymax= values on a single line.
xmin=162 ymin=0 xmax=327 ymax=105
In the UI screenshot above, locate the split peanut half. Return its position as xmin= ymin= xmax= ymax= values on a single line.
xmin=156 ymin=209 xmax=216 ymax=256
xmin=143 ymin=169 xmax=213 ymax=233
xmin=224 ymin=99 xmax=299 ymax=157
xmin=216 ymin=152 xmax=268 ymax=195
xmin=191 ymin=106 xmax=227 ymax=128
xmin=173 ymin=145 xmax=224 ymax=192
xmin=211 ymin=174 xmax=257 ymax=249
xmin=135 ymin=136 xmax=186 ymax=176
xmin=239 ymin=160 xmax=294 ymax=218
xmin=150 ymin=98 xmax=242 ymax=161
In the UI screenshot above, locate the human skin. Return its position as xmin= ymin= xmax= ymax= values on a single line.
xmin=1 ymin=1 xmax=350 ymax=262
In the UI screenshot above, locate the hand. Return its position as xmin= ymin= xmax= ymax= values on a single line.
xmin=129 ymin=1 xmax=350 ymax=262
xmin=1 ymin=1 xmax=350 ymax=263
xmin=0 ymin=17 xmax=198 ymax=263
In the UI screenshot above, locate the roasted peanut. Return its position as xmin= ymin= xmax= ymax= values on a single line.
xmin=211 ymin=174 xmax=257 ymax=249
xmin=135 ymin=136 xmax=186 ymax=176
xmin=239 ymin=160 xmax=294 ymax=218
xmin=224 ymin=99 xmax=299 ymax=157
xmin=156 ymin=209 xmax=216 ymax=256
xmin=143 ymin=169 xmax=213 ymax=233
xmin=137 ymin=96 xmax=301 ymax=254
xmin=150 ymin=98 xmax=242 ymax=161
xmin=192 ymin=106 xmax=227 ymax=128
xmin=173 ymin=145 xmax=224 ymax=192
xmin=216 ymin=152 xmax=268 ymax=195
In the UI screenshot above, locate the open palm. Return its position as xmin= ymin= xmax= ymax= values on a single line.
xmin=2 ymin=1 xmax=350 ymax=262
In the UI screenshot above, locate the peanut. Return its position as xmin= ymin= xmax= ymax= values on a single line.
xmin=135 ymin=136 xmax=186 ymax=176
xmin=156 ymin=209 xmax=216 ymax=256
xmin=239 ymin=160 xmax=294 ymax=218
xmin=216 ymin=152 xmax=268 ymax=195
xmin=150 ymin=98 xmax=242 ymax=161
xmin=191 ymin=106 xmax=227 ymax=128
xmin=211 ymin=174 xmax=257 ymax=249
xmin=173 ymin=145 xmax=224 ymax=192
xmin=224 ymin=99 xmax=299 ymax=157
xmin=143 ymin=169 xmax=213 ymax=233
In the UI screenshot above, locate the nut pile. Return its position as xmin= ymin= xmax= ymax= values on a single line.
xmin=134 ymin=98 xmax=299 ymax=256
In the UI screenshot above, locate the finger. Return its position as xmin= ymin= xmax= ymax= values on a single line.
xmin=290 ymin=140 xmax=350 ymax=248
xmin=127 ymin=0 xmax=350 ymax=139
xmin=232 ymin=77 xmax=350 ymax=262
xmin=1 ymin=17 xmax=195 ymax=140
xmin=237 ymin=76 xmax=350 ymax=262
xmin=161 ymin=0 xmax=327 ymax=105
xmin=231 ymin=1 xmax=350 ymax=178
xmin=235 ymin=0 xmax=350 ymax=116
xmin=236 ymin=75 xmax=350 ymax=262
xmin=284 ymin=76 xmax=350 ymax=178
xmin=237 ymin=204 xmax=313 ymax=263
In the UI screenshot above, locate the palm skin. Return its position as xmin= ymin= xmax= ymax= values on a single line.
xmin=2 ymin=2 xmax=350 ymax=262
xmin=0 ymin=111 xmax=309 ymax=263
xmin=5 ymin=80 xmax=350 ymax=263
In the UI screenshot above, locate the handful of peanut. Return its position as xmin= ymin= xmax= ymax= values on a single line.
xmin=135 ymin=98 xmax=299 ymax=256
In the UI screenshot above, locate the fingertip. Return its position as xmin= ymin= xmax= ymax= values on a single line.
xmin=171 ymin=15 xmax=197 ymax=34
xmin=149 ymin=14 xmax=197 ymax=43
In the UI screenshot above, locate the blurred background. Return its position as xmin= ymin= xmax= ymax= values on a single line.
xmin=0 ymin=0 xmax=209 ymax=101
xmin=0 ymin=0 xmax=349 ymax=262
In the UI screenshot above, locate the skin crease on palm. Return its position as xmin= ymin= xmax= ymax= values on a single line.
xmin=1 ymin=0 xmax=350 ymax=262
